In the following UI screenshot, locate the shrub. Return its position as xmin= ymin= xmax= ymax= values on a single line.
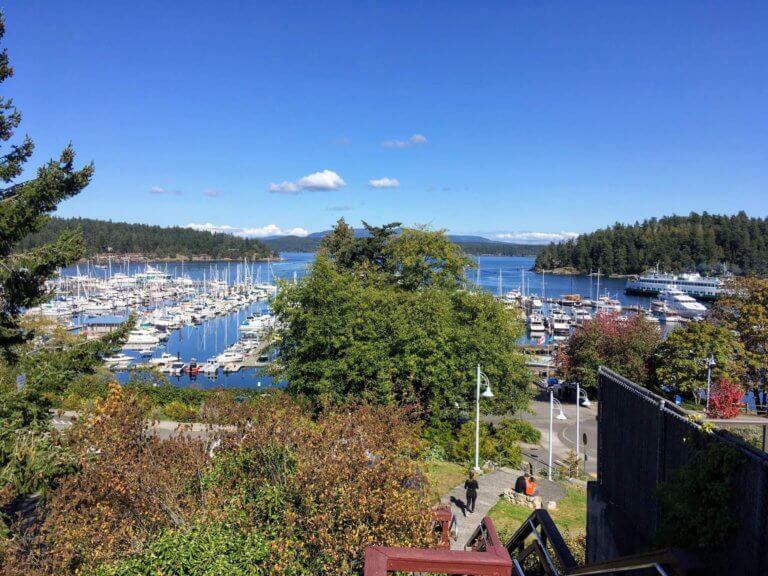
xmin=93 ymin=523 xmax=301 ymax=576
xmin=449 ymin=421 xmax=496 ymax=464
xmin=163 ymin=400 xmax=199 ymax=422
xmin=491 ymin=423 xmax=524 ymax=468
xmin=495 ymin=418 xmax=541 ymax=444
xmin=707 ymin=378 xmax=744 ymax=419
xmin=656 ymin=440 xmax=743 ymax=548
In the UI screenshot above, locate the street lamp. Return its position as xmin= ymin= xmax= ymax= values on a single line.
xmin=705 ymin=352 xmax=717 ymax=412
xmin=575 ymin=383 xmax=590 ymax=476
xmin=548 ymin=390 xmax=566 ymax=480
xmin=474 ymin=365 xmax=494 ymax=472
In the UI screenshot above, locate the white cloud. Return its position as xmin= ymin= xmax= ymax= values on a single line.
xmin=368 ymin=177 xmax=400 ymax=189
xmin=382 ymin=134 xmax=428 ymax=148
xmin=494 ymin=231 xmax=580 ymax=244
xmin=203 ymin=188 xmax=224 ymax=197
xmin=149 ymin=186 xmax=182 ymax=196
xmin=269 ymin=169 xmax=346 ymax=194
xmin=186 ymin=223 xmax=309 ymax=238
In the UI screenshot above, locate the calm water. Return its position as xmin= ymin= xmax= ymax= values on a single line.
xmin=63 ymin=252 xmax=648 ymax=387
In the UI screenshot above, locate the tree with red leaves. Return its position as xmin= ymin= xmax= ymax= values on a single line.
xmin=556 ymin=312 xmax=660 ymax=391
xmin=707 ymin=378 xmax=744 ymax=419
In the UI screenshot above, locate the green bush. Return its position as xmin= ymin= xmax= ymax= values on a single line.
xmin=449 ymin=421 xmax=496 ymax=464
xmin=93 ymin=523 xmax=302 ymax=576
xmin=655 ymin=440 xmax=743 ymax=548
xmin=496 ymin=419 xmax=541 ymax=444
xmin=162 ymin=400 xmax=199 ymax=422
xmin=491 ymin=423 xmax=524 ymax=468
xmin=0 ymin=429 xmax=77 ymax=496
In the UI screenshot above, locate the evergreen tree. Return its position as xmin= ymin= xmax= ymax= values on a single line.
xmin=535 ymin=212 xmax=768 ymax=275
xmin=0 ymin=13 xmax=93 ymax=358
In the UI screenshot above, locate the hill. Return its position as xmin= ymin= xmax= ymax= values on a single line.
xmin=534 ymin=212 xmax=768 ymax=275
xmin=263 ymin=229 xmax=545 ymax=256
xmin=19 ymin=217 xmax=276 ymax=260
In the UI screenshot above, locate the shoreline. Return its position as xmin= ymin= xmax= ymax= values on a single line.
xmin=82 ymin=255 xmax=284 ymax=264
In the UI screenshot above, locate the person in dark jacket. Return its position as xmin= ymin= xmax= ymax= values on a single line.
xmin=514 ymin=472 xmax=530 ymax=494
xmin=464 ymin=471 xmax=479 ymax=513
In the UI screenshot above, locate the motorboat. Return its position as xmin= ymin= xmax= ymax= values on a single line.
xmin=149 ymin=352 xmax=176 ymax=366
xmin=656 ymin=288 xmax=707 ymax=320
xmin=215 ymin=350 xmax=244 ymax=364
xmin=160 ymin=361 xmax=185 ymax=376
xmin=201 ymin=361 xmax=219 ymax=375
xmin=527 ymin=312 xmax=546 ymax=332
xmin=124 ymin=330 xmax=160 ymax=347
xmin=594 ymin=295 xmax=622 ymax=313
xmin=104 ymin=352 xmax=132 ymax=364
xmin=550 ymin=308 xmax=571 ymax=333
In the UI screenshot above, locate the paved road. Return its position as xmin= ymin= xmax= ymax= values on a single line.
xmin=51 ymin=410 xmax=222 ymax=440
xmin=440 ymin=468 xmax=566 ymax=550
xmin=486 ymin=391 xmax=598 ymax=476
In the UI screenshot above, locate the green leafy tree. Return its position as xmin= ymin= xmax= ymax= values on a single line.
xmin=0 ymin=13 xmax=93 ymax=357
xmin=274 ymin=224 xmax=530 ymax=421
xmin=711 ymin=276 xmax=768 ymax=384
xmin=652 ymin=321 xmax=744 ymax=400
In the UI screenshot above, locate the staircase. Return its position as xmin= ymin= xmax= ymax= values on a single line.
xmin=364 ymin=510 xmax=700 ymax=575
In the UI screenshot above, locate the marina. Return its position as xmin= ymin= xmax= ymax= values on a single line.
xmin=27 ymin=253 xmax=714 ymax=386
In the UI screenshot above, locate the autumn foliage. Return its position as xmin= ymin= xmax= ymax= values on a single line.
xmin=706 ymin=378 xmax=744 ymax=419
xmin=1 ymin=385 xmax=434 ymax=575
xmin=556 ymin=312 xmax=660 ymax=390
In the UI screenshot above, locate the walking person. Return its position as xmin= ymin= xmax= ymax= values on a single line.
xmin=464 ymin=471 xmax=479 ymax=513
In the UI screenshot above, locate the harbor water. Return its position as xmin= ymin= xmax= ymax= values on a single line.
xmin=60 ymin=252 xmax=650 ymax=388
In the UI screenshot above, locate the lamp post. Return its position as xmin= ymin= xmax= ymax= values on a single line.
xmin=474 ymin=364 xmax=494 ymax=473
xmin=575 ymin=383 xmax=590 ymax=475
xmin=705 ymin=352 xmax=717 ymax=412
xmin=548 ymin=389 xmax=567 ymax=480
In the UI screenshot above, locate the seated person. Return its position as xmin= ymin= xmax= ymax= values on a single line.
xmin=525 ymin=477 xmax=540 ymax=497
xmin=514 ymin=472 xmax=530 ymax=494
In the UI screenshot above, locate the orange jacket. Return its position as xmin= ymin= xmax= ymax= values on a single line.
xmin=525 ymin=480 xmax=537 ymax=496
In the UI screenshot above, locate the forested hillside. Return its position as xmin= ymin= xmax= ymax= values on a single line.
xmin=262 ymin=232 xmax=545 ymax=256
xmin=19 ymin=218 xmax=276 ymax=260
xmin=534 ymin=212 xmax=768 ymax=275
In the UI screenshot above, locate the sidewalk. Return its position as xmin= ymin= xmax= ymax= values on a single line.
xmin=440 ymin=467 xmax=565 ymax=550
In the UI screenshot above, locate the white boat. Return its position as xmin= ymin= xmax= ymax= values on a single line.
xmin=160 ymin=361 xmax=185 ymax=376
xmin=527 ymin=312 xmax=546 ymax=332
xmin=626 ymin=271 xmax=722 ymax=300
xmin=550 ymin=308 xmax=571 ymax=333
xmin=149 ymin=352 xmax=176 ymax=366
xmin=594 ymin=295 xmax=622 ymax=313
xmin=124 ymin=330 xmax=160 ymax=347
xmin=215 ymin=350 xmax=244 ymax=364
xmin=656 ymin=288 xmax=707 ymax=320
xmin=572 ymin=308 xmax=592 ymax=326
xmin=104 ymin=352 xmax=132 ymax=364
xmin=201 ymin=361 xmax=219 ymax=374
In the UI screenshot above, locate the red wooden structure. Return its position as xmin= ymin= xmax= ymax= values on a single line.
xmin=364 ymin=515 xmax=512 ymax=575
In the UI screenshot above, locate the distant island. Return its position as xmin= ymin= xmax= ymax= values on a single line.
xmin=19 ymin=217 xmax=277 ymax=261
xmin=261 ymin=229 xmax=545 ymax=257
xmin=534 ymin=212 xmax=768 ymax=275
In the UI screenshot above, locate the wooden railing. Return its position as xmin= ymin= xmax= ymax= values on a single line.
xmin=363 ymin=516 xmax=513 ymax=575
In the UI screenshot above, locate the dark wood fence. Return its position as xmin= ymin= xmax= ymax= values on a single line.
xmin=590 ymin=367 xmax=768 ymax=576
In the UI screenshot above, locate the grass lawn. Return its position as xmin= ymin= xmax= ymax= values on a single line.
xmin=488 ymin=486 xmax=587 ymax=538
xmin=423 ymin=460 xmax=469 ymax=503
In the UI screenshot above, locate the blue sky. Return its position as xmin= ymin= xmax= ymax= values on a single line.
xmin=4 ymin=1 xmax=767 ymax=241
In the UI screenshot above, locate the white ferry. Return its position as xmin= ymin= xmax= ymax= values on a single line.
xmin=625 ymin=272 xmax=722 ymax=300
